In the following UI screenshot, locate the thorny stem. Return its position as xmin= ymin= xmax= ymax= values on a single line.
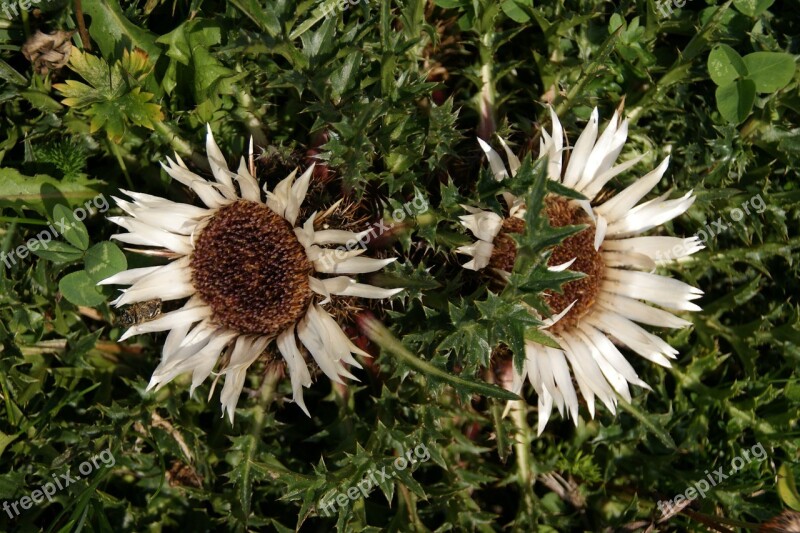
xmin=477 ymin=32 xmax=496 ymax=140
xmin=153 ymin=121 xmax=209 ymax=170
xmin=234 ymin=82 xmax=268 ymax=147
xmin=397 ymin=483 xmax=424 ymax=529
xmin=254 ymin=369 xmax=280 ymax=429
xmin=509 ymin=399 xmax=537 ymax=523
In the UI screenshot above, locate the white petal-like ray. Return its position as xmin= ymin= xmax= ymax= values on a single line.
xmin=562 ymin=108 xmax=599 ymax=188
xmin=99 ymin=265 xmax=161 ymax=286
xmin=577 ymin=323 xmax=651 ymax=390
xmin=112 ymin=276 xmax=194 ymax=306
xmin=581 ymin=153 xmax=645 ymax=201
xmin=265 ymin=168 xmax=296 ymax=217
xmin=559 ymin=332 xmax=618 ymax=415
xmin=545 ymin=106 xmax=564 ymax=181
xmin=573 ymin=111 xmax=619 ymax=193
xmin=313 ymin=304 xmax=365 ymax=367
xmin=219 ymin=335 xmax=271 ymax=422
xmin=205 ymin=125 xmax=235 ymax=192
xmin=602 ymin=268 xmax=703 ymax=311
xmin=596 ymin=292 xmax=691 ymax=328
xmin=607 ymin=191 xmax=696 ymax=237
xmin=548 ymin=257 xmax=576 ymax=272
xmin=313 ymin=228 xmax=371 ymax=245
xmin=161 ymin=158 xmax=232 ymax=208
xmin=317 ymin=256 xmax=397 ymax=275
xmin=189 ymin=333 xmax=236 ymax=394
xmin=456 ymin=240 xmax=495 ymax=271
xmin=236 ymin=157 xmax=262 ymax=202
xmin=545 ymin=347 xmax=580 ymax=422
xmin=477 ymin=137 xmax=509 ymax=181
xmin=601 ymin=250 xmax=656 ymax=270
xmin=497 ymin=136 xmax=521 ymax=176
xmin=277 ymin=325 xmax=313 ymax=416
xmin=594 ymin=156 xmax=670 ymax=223
xmin=537 ymin=387 xmax=554 ymax=436
xmin=119 ymin=304 xmax=212 ymax=341
xmin=572 ymin=328 xmax=632 ymax=402
xmin=109 ymin=217 xmax=193 ymax=255
xmin=594 ymin=214 xmax=607 ymax=251
xmin=285 ymin=165 xmax=314 ymax=226
xmin=297 ymin=308 xmax=346 ymax=383
xmin=603 ymin=236 xmax=704 ymax=263
xmin=313 ymin=275 xmax=402 ymax=299
xmin=585 ymin=310 xmax=675 ymax=367
xmin=459 ymin=210 xmax=504 ymax=242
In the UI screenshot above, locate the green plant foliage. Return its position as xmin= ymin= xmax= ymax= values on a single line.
xmin=55 ymin=48 xmax=164 ymax=141
xmin=707 ymin=44 xmax=796 ymax=124
xmin=0 ymin=0 xmax=798 ymax=531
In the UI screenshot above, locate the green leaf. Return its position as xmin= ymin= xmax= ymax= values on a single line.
xmin=0 ymin=168 xmax=104 ymax=217
xmin=84 ymin=242 xmax=127 ymax=283
xmin=330 ymin=51 xmax=362 ymax=101
xmin=715 ymin=78 xmax=756 ymax=124
xmin=707 ymin=45 xmax=748 ymax=86
xmin=59 ymin=270 xmax=106 ymax=307
xmin=54 ymin=49 xmax=164 ymax=142
xmin=733 ymin=0 xmax=775 ymax=16
xmin=434 ymin=0 xmax=466 ymax=7
xmin=778 ymin=463 xmax=800 ymax=511
xmin=230 ymin=0 xmax=283 ymax=38
xmin=0 ymin=58 xmax=26 ymax=85
xmin=523 ymin=327 xmax=561 ymax=349
xmin=30 ymin=241 xmax=84 ymax=263
xmin=617 ymin=400 xmax=676 ymax=449
xmin=500 ymin=0 xmax=532 ymax=23
xmin=742 ymin=52 xmax=797 ymax=93
xmin=0 ymin=431 xmax=20 ymax=459
xmin=80 ymin=0 xmax=161 ymax=63
xmin=52 ymin=204 xmax=90 ymax=251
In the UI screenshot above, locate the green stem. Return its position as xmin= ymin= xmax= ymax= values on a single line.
xmin=234 ymin=85 xmax=268 ymax=147
xmin=359 ymin=314 xmax=519 ymax=401
xmin=1 ymin=222 xmax=17 ymax=256
xmin=739 ymin=117 xmax=763 ymax=141
xmin=108 ymin=139 xmax=134 ymax=190
xmin=509 ymin=400 xmax=537 ymax=522
xmin=477 ymin=31 xmax=496 ymax=140
xmin=0 ymin=216 xmax=47 ymax=226
xmin=397 ymin=483 xmax=424 ymax=529
xmin=153 ymin=121 xmax=209 ymax=170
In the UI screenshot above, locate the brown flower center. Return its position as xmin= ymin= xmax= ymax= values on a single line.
xmin=191 ymin=200 xmax=313 ymax=336
xmin=544 ymin=197 xmax=605 ymax=332
xmin=488 ymin=196 xmax=605 ymax=332
xmin=488 ymin=217 xmax=525 ymax=272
